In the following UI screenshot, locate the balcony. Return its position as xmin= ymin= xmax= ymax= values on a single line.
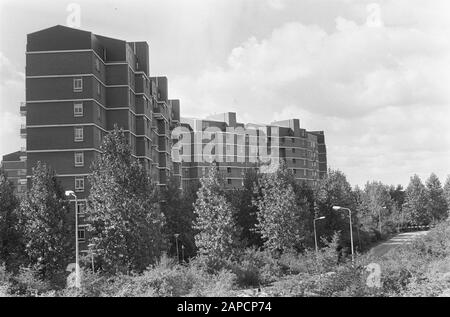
xmin=153 ymin=102 xmax=170 ymax=121
xmin=20 ymin=102 xmax=26 ymax=116
xmin=20 ymin=124 xmax=27 ymax=138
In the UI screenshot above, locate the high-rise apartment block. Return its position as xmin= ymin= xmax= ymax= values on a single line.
xmin=16 ymin=26 xmax=326 ymax=229
xmin=23 ymin=25 xmax=180 ymax=245
xmin=176 ymin=112 xmax=327 ymax=189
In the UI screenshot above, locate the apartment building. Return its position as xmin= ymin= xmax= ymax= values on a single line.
xmin=24 ymin=25 xmax=180 ymax=248
xmin=176 ymin=112 xmax=327 ymax=189
xmin=0 ymin=151 xmax=27 ymax=197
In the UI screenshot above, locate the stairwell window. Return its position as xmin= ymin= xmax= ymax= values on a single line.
xmin=74 ymin=102 xmax=83 ymax=117
xmin=74 ymin=127 xmax=84 ymax=142
xmin=97 ymin=81 xmax=101 ymax=96
xmin=75 ymin=177 xmax=84 ymax=192
xmin=73 ymin=78 xmax=83 ymax=92
xmin=78 ymin=228 xmax=86 ymax=241
xmin=77 ymin=201 xmax=85 ymax=215
xmin=74 ymin=152 xmax=84 ymax=167
xmin=95 ymin=58 xmax=100 ymax=72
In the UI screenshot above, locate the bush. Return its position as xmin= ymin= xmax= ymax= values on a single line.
xmin=0 ymin=264 xmax=11 ymax=297
xmin=9 ymin=266 xmax=52 ymax=296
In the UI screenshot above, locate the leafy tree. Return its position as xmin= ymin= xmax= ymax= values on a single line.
xmin=227 ymin=168 xmax=263 ymax=248
xmin=444 ymin=176 xmax=450 ymax=213
xmin=425 ymin=173 xmax=448 ymax=223
xmin=19 ymin=162 xmax=73 ymax=282
xmin=389 ymin=185 xmax=405 ymax=211
xmin=86 ymin=127 xmax=164 ymax=274
xmin=358 ymin=181 xmax=393 ymax=234
xmin=0 ymin=169 xmax=23 ymax=271
xmin=403 ymin=175 xmax=430 ymax=225
xmin=160 ymin=176 xmax=197 ymax=261
xmin=315 ymin=169 xmax=357 ymax=246
xmin=254 ymin=162 xmax=308 ymax=253
xmin=193 ymin=164 xmax=240 ymax=259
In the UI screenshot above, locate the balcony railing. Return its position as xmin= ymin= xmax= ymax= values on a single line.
xmin=20 ymin=124 xmax=27 ymax=138
xmin=20 ymin=102 xmax=26 ymax=116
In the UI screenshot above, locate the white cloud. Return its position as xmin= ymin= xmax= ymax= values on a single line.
xmin=172 ymin=1 xmax=450 ymax=186
xmin=267 ymin=0 xmax=286 ymax=11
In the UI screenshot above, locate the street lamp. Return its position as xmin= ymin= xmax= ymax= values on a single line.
xmin=65 ymin=190 xmax=80 ymax=288
xmin=88 ymin=243 xmax=95 ymax=272
xmin=313 ymin=216 xmax=326 ymax=252
xmin=379 ymin=206 xmax=387 ymax=234
xmin=174 ymin=234 xmax=180 ymax=263
xmin=332 ymin=206 xmax=354 ymax=262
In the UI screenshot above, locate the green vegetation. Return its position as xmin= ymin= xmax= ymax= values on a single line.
xmin=1 ymin=128 xmax=448 ymax=296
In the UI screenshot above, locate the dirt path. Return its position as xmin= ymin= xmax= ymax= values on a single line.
xmin=368 ymin=231 xmax=429 ymax=258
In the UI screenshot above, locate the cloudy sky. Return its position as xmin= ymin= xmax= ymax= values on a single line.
xmin=1 ymin=0 xmax=449 ymax=187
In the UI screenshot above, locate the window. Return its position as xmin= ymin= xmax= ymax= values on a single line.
xmin=227 ymin=179 xmax=232 ymax=185
xmin=293 ymin=159 xmax=297 ymax=164
xmin=292 ymin=148 xmax=295 ymax=153
xmin=294 ymin=169 xmax=297 ymax=174
xmin=97 ymin=81 xmax=101 ymax=96
xmin=97 ymin=106 xmax=102 ymax=121
xmin=74 ymin=127 xmax=84 ymax=142
xmin=292 ymin=138 xmax=295 ymax=143
xmin=73 ymin=78 xmax=83 ymax=92
xmin=75 ymin=177 xmax=84 ymax=192
xmin=74 ymin=102 xmax=83 ymax=117
xmin=76 ymin=201 xmax=85 ymax=215
xmin=95 ymin=58 xmax=100 ymax=72
xmin=78 ymin=228 xmax=85 ymax=241
xmin=227 ymin=167 xmax=231 ymax=174
xmin=74 ymin=152 xmax=84 ymax=167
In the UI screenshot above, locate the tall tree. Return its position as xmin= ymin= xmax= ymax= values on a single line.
xmin=160 ymin=176 xmax=197 ymax=260
xmin=86 ymin=127 xmax=164 ymax=273
xmin=315 ymin=169 xmax=357 ymax=245
xmin=358 ymin=181 xmax=393 ymax=234
xmin=227 ymin=168 xmax=263 ymax=248
xmin=193 ymin=164 xmax=240 ymax=259
xmin=19 ymin=162 xmax=73 ymax=282
xmin=403 ymin=175 xmax=430 ymax=225
xmin=254 ymin=162 xmax=308 ymax=252
xmin=444 ymin=176 xmax=450 ymax=214
xmin=0 ymin=169 xmax=23 ymax=271
xmin=425 ymin=173 xmax=448 ymax=222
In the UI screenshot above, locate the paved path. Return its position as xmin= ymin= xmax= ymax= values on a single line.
xmin=368 ymin=231 xmax=429 ymax=258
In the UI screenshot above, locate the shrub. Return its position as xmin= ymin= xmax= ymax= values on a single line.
xmin=9 ymin=266 xmax=52 ymax=296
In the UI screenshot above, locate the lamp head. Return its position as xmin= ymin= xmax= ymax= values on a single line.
xmin=317 ymin=216 xmax=326 ymax=220
xmin=65 ymin=190 xmax=75 ymax=197
xmin=332 ymin=206 xmax=342 ymax=211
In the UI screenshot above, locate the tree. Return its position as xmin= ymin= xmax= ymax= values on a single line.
xmin=160 ymin=176 xmax=197 ymax=260
xmin=315 ymin=169 xmax=357 ymax=246
xmin=358 ymin=181 xmax=393 ymax=235
xmin=0 ymin=169 xmax=23 ymax=271
xmin=403 ymin=175 xmax=430 ymax=225
xmin=444 ymin=176 xmax=450 ymax=214
xmin=19 ymin=162 xmax=73 ymax=282
xmin=86 ymin=127 xmax=164 ymax=273
xmin=425 ymin=173 xmax=448 ymax=223
xmin=227 ymin=168 xmax=263 ymax=248
xmin=193 ymin=164 xmax=240 ymax=259
xmin=254 ymin=162 xmax=308 ymax=252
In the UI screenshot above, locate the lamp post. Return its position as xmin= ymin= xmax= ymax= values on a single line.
xmin=88 ymin=243 xmax=95 ymax=272
xmin=379 ymin=206 xmax=387 ymax=234
xmin=313 ymin=216 xmax=326 ymax=252
xmin=181 ymin=244 xmax=185 ymax=263
xmin=65 ymin=190 xmax=80 ymax=288
xmin=174 ymin=234 xmax=180 ymax=263
xmin=333 ymin=206 xmax=354 ymax=262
